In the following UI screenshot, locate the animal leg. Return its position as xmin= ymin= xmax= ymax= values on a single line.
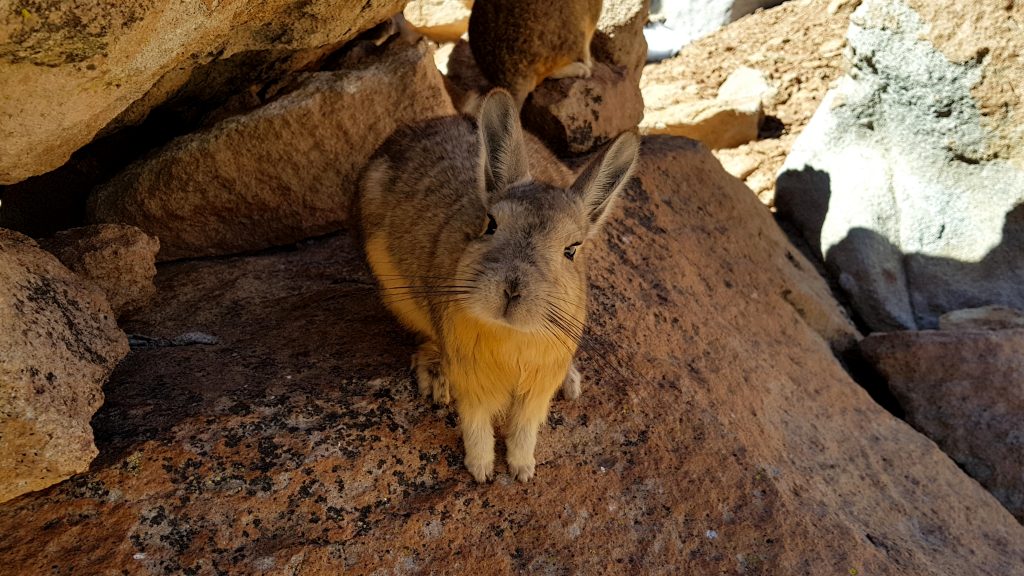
xmin=549 ymin=61 xmax=592 ymax=79
xmin=459 ymin=398 xmax=498 ymax=482
xmin=560 ymin=360 xmax=582 ymax=400
xmin=411 ymin=341 xmax=450 ymax=405
xmin=505 ymin=386 xmax=558 ymax=482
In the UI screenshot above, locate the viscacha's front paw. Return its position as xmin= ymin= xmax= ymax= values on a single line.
xmin=507 ymin=456 xmax=536 ymax=483
xmin=560 ymin=362 xmax=582 ymax=401
xmin=465 ymin=455 xmax=495 ymax=483
xmin=411 ymin=348 xmax=450 ymax=405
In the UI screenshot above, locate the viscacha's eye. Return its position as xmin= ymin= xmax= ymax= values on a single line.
xmin=484 ymin=213 xmax=497 ymax=236
xmin=564 ymin=242 xmax=581 ymax=261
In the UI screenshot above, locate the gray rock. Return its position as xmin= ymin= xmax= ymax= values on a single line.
xmin=776 ymin=0 xmax=1024 ymax=331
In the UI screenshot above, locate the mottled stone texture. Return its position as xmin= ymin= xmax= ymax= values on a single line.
xmin=0 ymin=0 xmax=408 ymax=184
xmin=89 ymin=40 xmax=455 ymax=261
xmin=0 ymin=138 xmax=1021 ymax=574
xmin=0 ymin=229 xmax=128 ymax=503
xmin=40 ymin=224 xmax=159 ymax=317
xmin=861 ymin=329 xmax=1024 ymax=522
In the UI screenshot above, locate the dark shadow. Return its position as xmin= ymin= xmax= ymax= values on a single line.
xmin=87 ymin=233 xmax=426 ymax=467
xmin=758 ymin=115 xmax=786 ymax=140
xmin=775 ymin=166 xmax=832 ymax=253
xmin=903 ymin=203 xmax=1024 ymax=328
xmin=777 ymin=165 xmax=1024 ymax=330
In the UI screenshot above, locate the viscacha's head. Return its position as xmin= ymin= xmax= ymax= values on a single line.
xmin=454 ymin=90 xmax=639 ymax=338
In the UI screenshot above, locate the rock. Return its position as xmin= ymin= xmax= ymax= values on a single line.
xmin=404 ymin=0 xmax=473 ymax=43
xmin=640 ymin=0 xmax=852 ymax=205
xmin=717 ymin=66 xmax=776 ymax=105
xmin=0 ymin=229 xmax=129 ymax=504
xmin=860 ymin=329 xmax=1024 ymax=521
xmin=39 ymin=224 xmax=159 ymax=317
xmin=4 ymin=137 xmax=1023 ymax=573
xmin=939 ymin=306 xmax=1024 ymax=332
xmin=641 ymin=95 xmax=761 ymax=149
xmin=522 ymin=62 xmax=646 ymax=155
xmin=88 ymin=40 xmax=455 ymax=261
xmin=593 ymin=0 xmax=651 ymax=78
xmin=776 ymin=0 xmax=1024 ymax=331
xmin=648 ymin=0 xmax=787 ymax=52
xmin=0 ymin=0 xmax=408 ymax=185
xmin=641 ymin=66 xmax=771 ymax=149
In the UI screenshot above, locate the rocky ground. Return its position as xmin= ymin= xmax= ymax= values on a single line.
xmin=642 ymin=0 xmax=856 ymax=205
xmin=1 ymin=0 xmax=1023 ymax=574
xmin=2 ymin=138 xmax=1022 ymax=575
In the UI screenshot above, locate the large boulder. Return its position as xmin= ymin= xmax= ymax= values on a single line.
xmin=0 ymin=0 xmax=408 ymax=185
xmin=40 ymin=224 xmax=160 ymax=317
xmin=520 ymin=62 xmax=646 ymax=155
xmin=776 ymin=0 xmax=1024 ymax=331
xmin=2 ymin=138 xmax=1022 ymax=573
xmin=861 ymin=329 xmax=1024 ymax=522
xmin=0 ymin=229 xmax=129 ymax=503
xmin=89 ymin=39 xmax=455 ymax=261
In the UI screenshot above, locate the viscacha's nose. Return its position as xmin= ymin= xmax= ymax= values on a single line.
xmin=503 ymin=277 xmax=522 ymax=306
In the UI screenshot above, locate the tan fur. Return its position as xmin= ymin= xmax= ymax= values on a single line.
xmin=469 ymin=0 xmax=604 ymax=107
xmin=357 ymin=90 xmax=639 ymax=482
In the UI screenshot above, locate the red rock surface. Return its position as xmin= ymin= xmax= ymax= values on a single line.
xmin=0 ymin=138 xmax=1020 ymax=574
xmin=861 ymin=329 xmax=1024 ymax=521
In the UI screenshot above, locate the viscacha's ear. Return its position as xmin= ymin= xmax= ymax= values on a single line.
xmin=477 ymin=89 xmax=530 ymax=199
xmin=571 ymin=132 xmax=640 ymax=233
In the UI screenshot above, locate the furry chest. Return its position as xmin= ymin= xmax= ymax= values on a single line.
xmin=443 ymin=315 xmax=573 ymax=397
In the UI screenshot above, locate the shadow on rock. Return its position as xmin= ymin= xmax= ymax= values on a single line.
xmin=89 ymin=234 xmax=425 ymax=468
xmin=778 ymin=166 xmax=1024 ymax=332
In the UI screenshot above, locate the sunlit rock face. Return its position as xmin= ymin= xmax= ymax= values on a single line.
xmin=776 ymin=0 xmax=1024 ymax=331
xmin=0 ymin=0 xmax=408 ymax=185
